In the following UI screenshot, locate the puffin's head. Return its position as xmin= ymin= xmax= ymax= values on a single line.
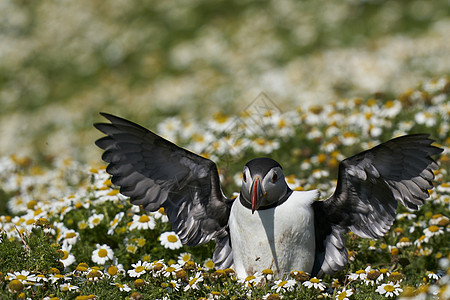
xmin=240 ymin=157 xmax=291 ymax=214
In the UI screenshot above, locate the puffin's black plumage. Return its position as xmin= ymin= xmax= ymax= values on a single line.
xmin=94 ymin=112 xmax=443 ymax=278
xmin=245 ymin=158 xmax=282 ymax=177
xmin=94 ymin=112 xmax=234 ymax=268
xmin=312 ymin=134 xmax=443 ymax=276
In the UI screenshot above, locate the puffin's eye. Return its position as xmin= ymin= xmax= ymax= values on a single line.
xmin=243 ymin=172 xmax=247 ymax=182
xmin=272 ymin=173 xmax=278 ymax=183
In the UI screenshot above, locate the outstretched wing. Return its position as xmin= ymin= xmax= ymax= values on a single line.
xmin=94 ymin=113 xmax=234 ymax=267
xmin=312 ymin=134 xmax=443 ymax=277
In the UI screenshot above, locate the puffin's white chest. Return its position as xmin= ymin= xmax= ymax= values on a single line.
xmin=228 ymin=190 xmax=318 ymax=278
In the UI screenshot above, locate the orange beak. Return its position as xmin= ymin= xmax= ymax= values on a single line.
xmin=251 ymin=178 xmax=260 ymax=214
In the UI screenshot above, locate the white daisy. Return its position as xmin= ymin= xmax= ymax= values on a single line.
xmin=164 ymin=280 xmax=180 ymax=292
xmin=107 ymin=212 xmax=124 ymax=235
xmin=335 ymin=288 xmax=353 ymax=300
xmin=91 ymin=244 xmax=114 ymax=265
xmin=129 ymin=214 xmax=156 ymax=231
xmin=178 ymin=252 xmax=192 ymax=265
xmin=238 ymin=272 xmax=264 ymax=288
xmin=60 ymin=283 xmax=79 ymax=292
xmin=375 ymin=282 xmax=402 ymax=297
xmin=87 ymin=213 xmax=104 ymax=228
xmin=152 ymin=207 xmax=169 ymax=223
xmin=271 ymin=279 xmax=296 ymax=293
xmin=48 ymin=273 xmax=70 ymax=284
xmin=423 ymin=225 xmax=444 ymax=239
xmin=204 ymin=258 xmax=215 ymax=271
xmin=87 ymin=269 xmax=104 ymax=282
xmin=302 ymin=277 xmax=326 ymax=291
xmin=58 ymin=229 xmax=79 ymax=247
xmin=111 ymin=283 xmax=132 ymax=292
xmin=7 ymin=270 xmax=37 ymax=285
xmin=59 ymin=244 xmax=76 ymax=268
xmin=128 ymin=261 xmax=149 ymax=278
xmin=161 ymin=265 xmax=181 ymax=277
xmin=348 ymin=266 xmax=371 ymax=281
xmin=184 ymin=271 xmax=204 ymax=291
xmin=159 ymin=231 xmax=183 ymax=250
xmin=396 ymin=237 xmax=412 ymax=248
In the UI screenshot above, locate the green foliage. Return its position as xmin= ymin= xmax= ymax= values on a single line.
xmin=0 ymin=224 xmax=62 ymax=275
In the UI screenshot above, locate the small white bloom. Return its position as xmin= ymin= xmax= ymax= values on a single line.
xmin=127 ymin=261 xmax=149 ymax=278
xmin=91 ymin=244 xmax=114 ymax=265
xmin=108 ymin=212 xmax=124 ymax=235
xmin=375 ymin=282 xmax=402 ymax=297
xmin=178 ymin=252 xmax=192 ymax=266
xmin=423 ymin=225 xmax=444 ymax=239
xmin=184 ymin=271 xmax=204 ymax=291
xmin=60 ymin=283 xmax=79 ymax=292
xmin=111 ymin=282 xmax=132 ymax=292
xmin=335 ymin=288 xmax=353 ymax=300
xmin=7 ymin=270 xmax=37 ymax=284
xmin=60 ymin=244 xmax=76 ymax=268
xmin=87 ymin=213 xmax=104 ymax=228
xmin=204 ymin=258 xmax=215 ymax=270
xmin=302 ymin=277 xmax=325 ymax=291
xmin=160 ymin=231 xmax=183 ymax=250
xmin=271 ymin=279 xmax=296 ymax=293
xmin=129 ymin=214 xmax=156 ymax=231
xmin=238 ymin=272 xmax=264 ymax=288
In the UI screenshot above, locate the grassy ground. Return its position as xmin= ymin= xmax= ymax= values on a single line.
xmin=0 ymin=78 xmax=448 ymax=299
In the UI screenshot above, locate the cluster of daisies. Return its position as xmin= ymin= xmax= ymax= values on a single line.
xmin=0 ymin=78 xmax=449 ymax=299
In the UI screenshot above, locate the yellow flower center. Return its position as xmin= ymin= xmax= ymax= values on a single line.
xmin=135 ymin=266 xmax=145 ymax=273
xmin=189 ymin=277 xmax=198 ymax=286
xmin=107 ymin=189 xmax=119 ymax=196
xmin=66 ymin=232 xmax=77 ymax=239
xmin=61 ymin=251 xmax=69 ymax=260
xmin=254 ymin=137 xmax=267 ymax=146
xmin=167 ymin=235 xmax=178 ymax=243
xmin=384 ymin=285 xmax=395 ymax=292
xmin=107 ymin=266 xmax=118 ymax=276
xmin=245 ymin=275 xmax=255 ymax=281
xmin=428 ymin=225 xmax=439 ymax=232
xmin=338 ymin=291 xmax=348 ymax=300
xmin=139 ymin=215 xmax=150 ymax=223
xmin=16 ymin=275 xmax=27 ymax=281
xmin=136 ymin=238 xmax=146 ymax=247
xmin=165 ymin=267 xmax=175 ymax=273
xmin=8 ymin=279 xmax=24 ymax=292
xmin=98 ymin=249 xmax=108 ymax=258
xmin=182 ymin=254 xmax=191 ymax=261
xmin=278 ymin=280 xmax=287 ymax=287
xmin=310 ymin=278 xmax=320 ymax=283
xmin=205 ymin=260 xmax=215 ymax=269
xmin=355 ymin=270 xmax=365 ymax=274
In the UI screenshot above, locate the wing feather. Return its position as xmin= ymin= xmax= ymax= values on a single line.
xmin=94 ymin=112 xmax=234 ymax=268
xmin=313 ymin=134 xmax=442 ymax=277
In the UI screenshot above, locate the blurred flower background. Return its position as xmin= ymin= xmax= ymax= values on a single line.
xmin=0 ymin=0 xmax=449 ymax=162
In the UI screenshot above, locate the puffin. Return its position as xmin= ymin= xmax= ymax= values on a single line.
xmin=94 ymin=112 xmax=443 ymax=278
